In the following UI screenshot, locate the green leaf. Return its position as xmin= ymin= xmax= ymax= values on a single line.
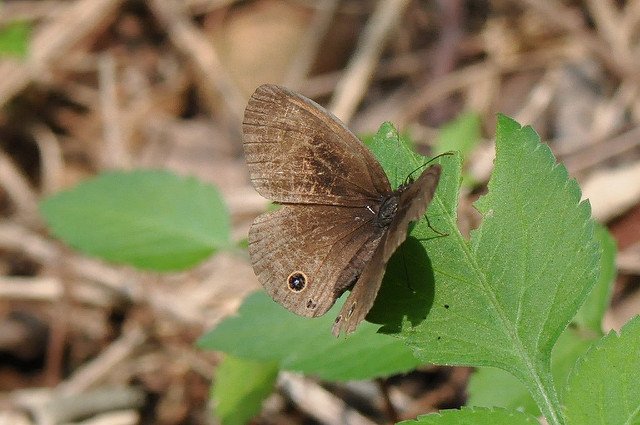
xmin=0 ymin=20 xmax=30 ymax=58
xmin=466 ymin=367 xmax=538 ymax=415
xmin=467 ymin=224 xmax=615 ymax=413
xmin=212 ymin=355 xmax=278 ymax=425
xmin=573 ymin=224 xmax=616 ymax=333
xmin=467 ymin=326 xmax=597 ymax=416
xmin=40 ymin=170 xmax=230 ymax=271
xmin=199 ymin=291 xmax=422 ymax=381
xmin=564 ymin=316 xmax=640 ymax=425
xmin=434 ymin=112 xmax=482 ymax=188
xmin=391 ymin=115 xmax=599 ymax=425
xmin=551 ymin=326 xmax=599 ymax=400
xmin=363 ymin=121 xmax=423 ymax=190
xmin=434 ymin=111 xmax=482 ymax=159
xmin=397 ymin=407 xmax=538 ymax=425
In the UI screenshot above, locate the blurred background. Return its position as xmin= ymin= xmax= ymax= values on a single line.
xmin=0 ymin=0 xmax=639 ymax=423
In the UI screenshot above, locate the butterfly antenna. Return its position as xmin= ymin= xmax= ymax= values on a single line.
xmin=403 ymin=150 xmax=455 ymax=186
xmin=412 ymin=213 xmax=448 ymax=244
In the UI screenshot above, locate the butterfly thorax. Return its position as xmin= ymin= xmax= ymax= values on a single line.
xmin=375 ymin=195 xmax=399 ymax=228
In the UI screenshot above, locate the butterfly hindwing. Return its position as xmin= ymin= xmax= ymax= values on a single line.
xmin=248 ymin=204 xmax=384 ymax=317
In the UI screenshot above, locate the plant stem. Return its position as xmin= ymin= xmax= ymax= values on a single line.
xmin=523 ymin=362 xmax=565 ymax=425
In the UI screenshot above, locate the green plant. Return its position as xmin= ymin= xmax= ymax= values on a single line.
xmin=41 ymin=170 xmax=231 ymax=271
xmin=0 ymin=19 xmax=30 ymax=58
xmin=41 ymin=116 xmax=638 ymax=425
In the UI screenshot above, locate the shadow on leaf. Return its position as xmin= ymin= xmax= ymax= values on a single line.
xmin=366 ymin=236 xmax=435 ymax=333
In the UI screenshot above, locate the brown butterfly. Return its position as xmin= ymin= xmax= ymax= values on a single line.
xmin=243 ymin=84 xmax=441 ymax=336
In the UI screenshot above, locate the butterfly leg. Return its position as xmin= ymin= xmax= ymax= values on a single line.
xmin=424 ymin=214 xmax=448 ymax=237
xmin=400 ymin=247 xmax=415 ymax=293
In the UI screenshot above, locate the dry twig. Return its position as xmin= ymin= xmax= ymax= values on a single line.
xmin=278 ymin=372 xmax=377 ymax=425
xmin=329 ymin=0 xmax=412 ymax=122
xmin=284 ymin=0 xmax=341 ymax=90
xmin=148 ymin=0 xmax=246 ymax=133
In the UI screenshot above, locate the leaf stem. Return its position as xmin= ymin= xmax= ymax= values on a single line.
xmin=523 ymin=361 xmax=565 ymax=425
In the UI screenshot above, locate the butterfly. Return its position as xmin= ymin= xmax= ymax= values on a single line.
xmin=243 ymin=84 xmax=441 ymax=336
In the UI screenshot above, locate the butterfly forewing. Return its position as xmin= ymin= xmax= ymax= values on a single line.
xmin=243 ymin=85 xmax=391 ymax=206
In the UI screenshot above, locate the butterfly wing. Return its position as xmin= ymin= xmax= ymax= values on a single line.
xmin=243 ymin=84 xmax=391 ymax=206
xmin=332 ymin=165 xmax=442 ymax=336
xmin=249 ymin=204 xmax=385 ymax=317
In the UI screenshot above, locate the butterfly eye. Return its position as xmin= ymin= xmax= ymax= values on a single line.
xmin=287 ymin=271 xmax=307 ymax=292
